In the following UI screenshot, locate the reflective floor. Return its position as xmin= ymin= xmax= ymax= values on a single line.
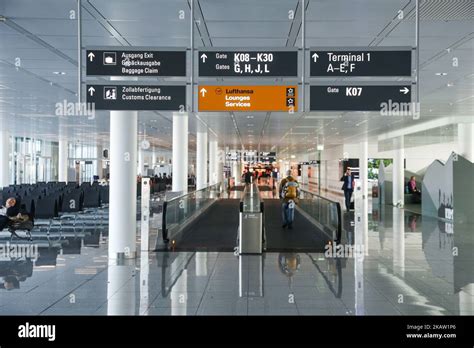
xmin=0 ymin=204 xmax=472 ymax=316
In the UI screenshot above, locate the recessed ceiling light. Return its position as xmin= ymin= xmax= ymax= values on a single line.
xmin=435 ymin=72 xmax=447 ymax=76
xmin=447 ymin=82 xmax=454 ymax=87
xmin=53 ymin=71 xmax=66 ymax=75
xmin=246 ymin=115 xmax=254 ymax=119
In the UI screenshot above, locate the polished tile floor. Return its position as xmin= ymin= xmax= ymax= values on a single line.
xmin=0 ymin=205 xmax=472 ymax=316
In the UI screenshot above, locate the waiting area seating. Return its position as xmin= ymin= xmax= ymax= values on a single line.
xmin=0 ymin=182 xmax=110 ymax=241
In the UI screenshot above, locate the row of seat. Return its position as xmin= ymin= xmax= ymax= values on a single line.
xmin=1 ymin=182 xmax=109 ymax=220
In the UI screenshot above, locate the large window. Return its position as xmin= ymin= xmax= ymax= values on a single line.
xmin=12 ymin=137 xmax=58 ymax=184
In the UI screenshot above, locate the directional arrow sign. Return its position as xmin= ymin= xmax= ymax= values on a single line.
xmin=198 ymin=50 xmax=297 ymax=77
xmin=400 ymin=87 xmax=410 ymax=94
xmin=198 ymin=85 xmax=297 ymax=112
xmin=310 ymin=49 xmax=411 ymax=77
xmin=86 ymin=84 xmax=186 ymax=111
xmin=86 ymin=49 xmax=186 ymax=77
xmin=310 ymin=85 xmax=412 ymax=111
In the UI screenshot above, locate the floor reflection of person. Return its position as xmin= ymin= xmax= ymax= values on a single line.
xmin=1 ymin=275 xmax=20 ymax=290
xmin=0 ymin=258 xmax=34 ymax=291
xmin=408 ymin=215 xmax=418 ymax=232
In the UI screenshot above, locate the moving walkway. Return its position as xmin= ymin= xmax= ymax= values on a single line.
xmin=155 ymin=183 xmax=342 ymax=253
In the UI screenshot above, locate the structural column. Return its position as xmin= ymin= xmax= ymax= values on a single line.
xmin=172 ymin=112 xmax=188 ymax=193
xmin=0 ymin=131 xmax=10 ymax=188
xmin=196 ymin=122 xmax=208 ymax=190
xmin=458 ymin=123 xmax=474 ymax=162
xmin=58 ymin=139 xmax=68 ymax=182
xmin=209 ymin=138 xmax=218 ymax=185
xmin=392 ymin=136 xmax=405 ymax=207
xmin=232 ymin=160 xmax=240 ymax=185
xmin=109 ymin=110 xmax=138 ymax=259
xmin=359 ymin=140 xmax=369 ymax=253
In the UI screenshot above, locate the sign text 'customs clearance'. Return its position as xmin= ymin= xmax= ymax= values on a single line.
xmin=86 ymin=84 xmax=186 ymax=111
xmin=198 ymin=86 xmax=297 ymax=112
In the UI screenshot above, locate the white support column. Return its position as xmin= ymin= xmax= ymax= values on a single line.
xmin=392 ymin=137 xmax=405 ymax=207
xmin=137 ymin=145 xmax=144 ymax=176
xmin=458 ymin=123 xmax=474 ymax=162
xmin=152 ymin=146 xmax=156 ymax=173
xmin=109 ymin=109 xmax=138 ymax=260
xmin=232 ymin=160 xmax=239 ymax=185
xmin=96 ymin=144 xmax=103 ymax=179
xmin=209 ymin=138 xmax=218 ymax=185
xmin=172 ymin=112 xmax=188 ymax=193
xmin=217 ymin=148 xmax=223 ymax=187
xmin=58 ymin=139 xmax=68 ymax=182
xmin=359 ymin=140 xmax=369 ymax=254
xmin=0 ymin=131 xmax=10 ymax=188
xmin=196 ymin=122 xmax=208 ymax=190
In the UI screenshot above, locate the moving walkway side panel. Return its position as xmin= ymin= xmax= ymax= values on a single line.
xmin=239 ymin=183 xmax=263 ymax=254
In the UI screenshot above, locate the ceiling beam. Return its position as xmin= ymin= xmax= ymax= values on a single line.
xmin=1 ymin=17 xmax=78 ymax=67
xmin=81 ymin=0 xmax=131 ymax=46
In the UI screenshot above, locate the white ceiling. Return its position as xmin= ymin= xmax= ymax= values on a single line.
xmin=0 ymin=0 xmax=472 ymax=156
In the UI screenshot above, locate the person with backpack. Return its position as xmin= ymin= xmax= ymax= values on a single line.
xmin=279 ymin=170 xmax=299 ymax=229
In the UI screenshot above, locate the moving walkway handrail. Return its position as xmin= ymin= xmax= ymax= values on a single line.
xmin=161 ymin=183 xmax=221 ymax=243
xmin=298 ymin=187 xmax=342 ymax=243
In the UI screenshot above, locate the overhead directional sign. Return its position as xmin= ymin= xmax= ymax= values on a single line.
xmin=198 ymin=85 xmax=297 ymax=112
xmin=86 ymin=49 xmax=186 ymax=76
xmin=86 ymin=84 xmax=186 ymax=111
xmin=310 ymin=85 xmax=412 ymax=111
xmin=198 ymin=51 xmax=297 ymax=77
xmin=310 ymin=49 xmax=411 ymax=76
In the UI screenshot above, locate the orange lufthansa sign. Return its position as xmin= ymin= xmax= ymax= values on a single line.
xmin=198 ymin=85 xmax=297 ymax=112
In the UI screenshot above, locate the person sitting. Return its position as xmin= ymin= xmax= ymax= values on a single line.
xmin=0 ymin=198 xmax=20 ymax=231
xmin=407 ymin=176 xmax=421 ymax=203
xmin=408 ymin=176 xmax=420 ymax=194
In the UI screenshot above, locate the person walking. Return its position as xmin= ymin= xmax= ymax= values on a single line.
xmin=341 ymin=167 xmax=355 ymax=212
xmin=279 ymin=170 xmax=299 ymax=229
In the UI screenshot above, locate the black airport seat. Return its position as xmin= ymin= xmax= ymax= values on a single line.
xmin=83 ymin=189 xmax=100 ymax=208
xmin=34 ymin=197 xmax=58 ymax=219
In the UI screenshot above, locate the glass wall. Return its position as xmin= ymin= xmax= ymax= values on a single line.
xmin=12 ymin=137 xmax=58 ymax=184
xmin=68 ymin=143 xmax=100 ymax=183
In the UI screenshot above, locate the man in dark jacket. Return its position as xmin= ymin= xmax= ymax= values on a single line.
xmin=341 ymin=168 xmax=355 ymax=212
xmin=0 ymin=197 xmax=20 ymax=230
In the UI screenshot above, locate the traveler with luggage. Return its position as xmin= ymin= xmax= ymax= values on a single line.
xmin=279 ymin=170 xmax=299 ymax=229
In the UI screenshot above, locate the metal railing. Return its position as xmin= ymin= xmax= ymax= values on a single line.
xmin=297 ymin=188 xmax=342 ymax=243
xmin=161 ymin=183 xmax=221 ymax=244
